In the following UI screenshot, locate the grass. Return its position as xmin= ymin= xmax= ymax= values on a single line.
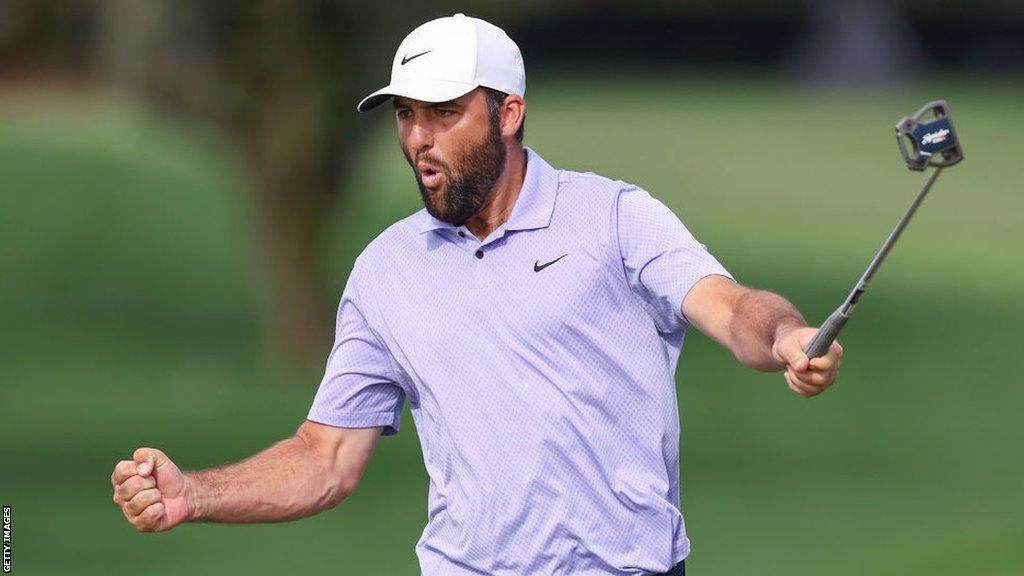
xmin=2 ymin=72 xmax=1023 ymax=575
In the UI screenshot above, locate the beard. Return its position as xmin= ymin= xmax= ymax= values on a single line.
xmin=403 ymin=118 xmax=507 ymax=225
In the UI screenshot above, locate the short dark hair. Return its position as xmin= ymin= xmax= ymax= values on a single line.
xmin=482 ymin=87 xmax=525 ymax=143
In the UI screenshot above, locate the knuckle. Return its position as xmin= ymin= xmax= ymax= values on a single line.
xmin=128 ymin=497 xmax=147 ymax=515
xmin=127 ymin=474 xmax=155 ymax=493
xmin=112 ymin=461 xmax=131 ymax=483
xmin=117 ymin=477 xmax=137 ymax=499
xmin=138 ymin=505 xmax=163 ymax=532
xmin=135 ymin=489 xmax=161 ymax=513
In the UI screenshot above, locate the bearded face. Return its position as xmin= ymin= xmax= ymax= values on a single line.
xmin=399 ymin=96 xmax=507 ymax=225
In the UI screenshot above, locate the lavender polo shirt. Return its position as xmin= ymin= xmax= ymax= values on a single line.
xmin=308 ymin=146 xmax=732 ymax=575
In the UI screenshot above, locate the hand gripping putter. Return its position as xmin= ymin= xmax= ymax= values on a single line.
xmin=803 ymin=100 xmax=965 ymax=359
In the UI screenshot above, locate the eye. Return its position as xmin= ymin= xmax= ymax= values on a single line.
xmin=396 ymin=109 xmax=412 ymax=120
xmin=436 ymin=108 xmax=455 ymax=118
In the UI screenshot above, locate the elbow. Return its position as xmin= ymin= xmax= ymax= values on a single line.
xmin=324 ymin=472 xmax=360 ymax=509
xmin=294 ymin=431 xmax=359 ymax=511
xmin=725 ymin=320 xmax=770 ymax=371
xmin=728 ymin=329 xmax=785 ymax=371
xmin=727 ymin=339 xmax=767 ymax=371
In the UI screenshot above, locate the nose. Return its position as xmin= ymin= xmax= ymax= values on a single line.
xmin=407 ymin=115 xmax=434 ymax=155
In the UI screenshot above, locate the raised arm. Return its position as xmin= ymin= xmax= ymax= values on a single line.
xmin=111 ymin=421 xmax=383 ymax=532
xmin=681 ymin=274 xmax=843 ymax=397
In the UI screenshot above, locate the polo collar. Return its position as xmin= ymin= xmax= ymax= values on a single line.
xmin=414 ymin=146 xmax=559 ymax=235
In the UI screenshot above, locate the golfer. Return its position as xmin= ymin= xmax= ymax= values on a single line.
xmin=111 ymin=14 xmax=842 ymax=576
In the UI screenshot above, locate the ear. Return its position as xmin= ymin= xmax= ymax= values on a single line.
xmin=499 ymin=94 xmax=525 ymax=139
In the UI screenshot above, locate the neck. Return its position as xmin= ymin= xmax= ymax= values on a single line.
xmin=462 ymin=145 xmax=527 ymax=240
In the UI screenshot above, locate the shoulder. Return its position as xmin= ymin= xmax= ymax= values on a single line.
xmin=552 ymin=165 xmax=646 ymax=224
xmin=550 ymin=165 xmax=660 ymax=240
xmin=557 ymin=166 xmax=639 ymax=202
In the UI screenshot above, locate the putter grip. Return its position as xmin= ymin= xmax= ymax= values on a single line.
xmin=804 ymin=309 xmax=849 ymax=359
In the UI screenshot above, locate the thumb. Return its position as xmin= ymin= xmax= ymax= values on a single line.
xmin=133 ymin=447 xmax=164 ymax=477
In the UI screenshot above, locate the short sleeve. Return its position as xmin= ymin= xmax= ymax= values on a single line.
xmin=307 ymin=269 xmax=406 ymax=436
xmin=615 ymin=186 xmax=733 ymax=333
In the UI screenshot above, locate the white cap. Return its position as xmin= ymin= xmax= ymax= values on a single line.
xmin=357 ymin=13 xmax=525 ymax=112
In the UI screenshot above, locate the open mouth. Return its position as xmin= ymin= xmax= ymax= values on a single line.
xmin=419 ymin=165 xmax=444 ymax=188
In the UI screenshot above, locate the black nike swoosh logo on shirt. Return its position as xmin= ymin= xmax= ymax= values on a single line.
xmin=534 ymin=254 xmax=568 ymax=272
xmin=401 ymin=50 xmax=432 ymax=65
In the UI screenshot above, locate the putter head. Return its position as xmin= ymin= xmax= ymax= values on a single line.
xmin=895 ymin=100 xmax=964 ymax=171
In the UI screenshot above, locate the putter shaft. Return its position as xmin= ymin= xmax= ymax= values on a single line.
xmin=803 ymin=166 xmax=944 ymax=358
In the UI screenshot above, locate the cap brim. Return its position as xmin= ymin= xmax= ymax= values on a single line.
xmin=356 ymin=78 xmax=478 ymax=112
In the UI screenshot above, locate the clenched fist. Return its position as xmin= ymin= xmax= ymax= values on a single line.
xmin=771 ymin=326 xmax=843 ymax=397
xmin=111 ymin=448 xmax=190 ymax=532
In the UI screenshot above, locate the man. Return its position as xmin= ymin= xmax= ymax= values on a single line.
xmin=110 ymin=13 xmax=842 ymax=576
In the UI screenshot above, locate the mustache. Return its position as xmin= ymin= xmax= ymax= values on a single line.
xmin=405 ymin=148 xmax=451 ymax=174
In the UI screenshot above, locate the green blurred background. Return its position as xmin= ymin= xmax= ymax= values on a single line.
xmin=3 ymin=2 xmax=1023 ymax=575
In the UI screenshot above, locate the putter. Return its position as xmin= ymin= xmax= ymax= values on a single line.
xmin=803 ymin=100 xmax=965 ymax=359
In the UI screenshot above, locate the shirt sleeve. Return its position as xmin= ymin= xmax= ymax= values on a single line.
xmin=307 ymin=267 xmax=406 ymax=436
xmin=615 ymin=185 xmax=733 ymax=333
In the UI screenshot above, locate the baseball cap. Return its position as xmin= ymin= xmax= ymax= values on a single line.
xmin=356 ymin=13 xmax=525 ymax=113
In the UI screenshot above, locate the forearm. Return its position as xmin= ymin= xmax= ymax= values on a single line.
xmin=184 ymin=435 xmax=344 ymax=524
xmin=728 ymin=289 xmax=807 ymax=371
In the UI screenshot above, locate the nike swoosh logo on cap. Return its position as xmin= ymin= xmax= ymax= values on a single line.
xmin=401 ymin=50 xmax=432 ymax=65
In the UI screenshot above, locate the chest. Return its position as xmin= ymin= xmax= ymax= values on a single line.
xmin=377 ymin=224 xmax=632 ymax=377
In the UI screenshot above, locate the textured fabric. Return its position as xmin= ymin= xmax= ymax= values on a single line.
xmin=308 ymin=146 xmax=732 ymax=575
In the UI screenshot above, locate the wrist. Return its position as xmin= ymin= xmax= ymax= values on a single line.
xmin=183 ymin=471 xmax=203 ymax=522
xmin=771 ymin=317 xmax=807 ymax=364
xmin=773 ymin=318 xmax=805 ymax=343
